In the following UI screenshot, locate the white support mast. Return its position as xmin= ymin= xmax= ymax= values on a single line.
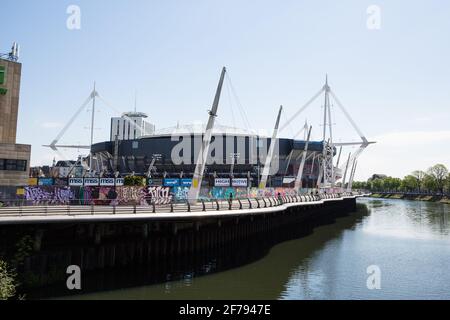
xmin=279 ymin=76 xmax=375 ymax=193
xmin=294 ymin=125 xmax=312 ymax=190
xmin=259 ymin=105 xmax=283 ymax=189
xmin=342 ymin=152 xmax=351 ymax=189
xmin=89 ymin=82 xmax=97 ymax=172
xmin=348 ymin=160 xmax=358 ymax=192
xmin=188 ymin=67 xmax=227 ymax=204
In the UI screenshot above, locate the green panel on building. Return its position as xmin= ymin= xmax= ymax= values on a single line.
xmin=0 ymin=66 xmax=5 ymax=85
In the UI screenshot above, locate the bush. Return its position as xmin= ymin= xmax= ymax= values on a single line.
xmin=124 ymin=176 xmax=146 ymax=186
xmin=0 ymin=260 xmax=17 ymax=300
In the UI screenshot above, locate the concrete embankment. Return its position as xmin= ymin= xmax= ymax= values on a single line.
xmin=370 ymin=193 xmax=450 ymax=204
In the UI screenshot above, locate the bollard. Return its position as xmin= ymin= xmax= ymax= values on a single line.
xmin=215 ymin=199 xmax=220 ymax=211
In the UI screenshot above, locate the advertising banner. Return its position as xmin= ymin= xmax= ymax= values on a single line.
xmin=84 ymin=178 xmax=99 ymax=186
xmin=115 ymin=178 xmax=125 ymax=186
xmin=180 ymin=178 xmax=192 ymax=187
xmin=100 ymin=178 xmax=115 ymax=186
xmin=38 ymin=178 xmax=54 ymax=186
xmin=164 ymin=178 xmax=180 ymax=187
xmin=69 ymin=178 xmax=83 ymax=186
xmin=232 ymin=178 xmax=248 ymax=187
xmin=215 ymin=178 xmax=230 ymax=187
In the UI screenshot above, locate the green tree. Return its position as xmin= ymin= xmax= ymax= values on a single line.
xmin=427 ymin=164 xmax=448 ymax=193
xmin=371 ymin=178 xmax=384 ymax=191
xmin=423 ymin=174 xmax=437 ymax=192
xmin=445 ymin=174 xmax=450 ymax=194
xmin=401 ymin=175 xmax=418 ymax=191
xmin=391 ymin=177 xmax=402 ymax=191
xmin=411 ymin=170 xmax=426 ymax=191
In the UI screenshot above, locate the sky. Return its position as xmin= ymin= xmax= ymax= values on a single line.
xmin=1 ymin=0 xmax=450 ymax=181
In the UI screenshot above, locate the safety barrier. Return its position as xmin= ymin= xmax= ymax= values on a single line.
xmin=0 ymin=192 xmax=360 ymax=218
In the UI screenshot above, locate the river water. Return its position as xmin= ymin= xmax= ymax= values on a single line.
xmin=62 ymin=198 xmax=450 ymax=300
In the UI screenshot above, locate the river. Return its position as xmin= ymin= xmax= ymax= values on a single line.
xmin=60 ymin=198 xmax=450 ymax=300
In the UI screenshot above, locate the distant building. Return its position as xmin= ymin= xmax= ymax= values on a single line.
xmin=51 ymin=160 xmax=77 ymax=178
xmin=29 ymin=165 xmax=51 ymax=178
xmin=0 ymin=51 xmax=31 ymax=186
xmin=110 ymin=112 xmax=155 ymax=141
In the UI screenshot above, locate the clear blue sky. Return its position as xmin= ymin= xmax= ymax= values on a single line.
xmin=2 ymin=0 xmax=450 ymax=180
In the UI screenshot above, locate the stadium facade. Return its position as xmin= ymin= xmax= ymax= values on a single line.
xmin=91 ymin=123 xmax=328 ymax=188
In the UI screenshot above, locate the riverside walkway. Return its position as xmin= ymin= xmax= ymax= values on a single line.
xmin=0 ymin=192 xmax=368 ymax=225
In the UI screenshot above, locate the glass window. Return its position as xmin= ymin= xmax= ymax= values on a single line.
xmin=0 ymin=159 xmax=27 ymax=171
xmin=0 ymin=66 xmax=5 ymax=85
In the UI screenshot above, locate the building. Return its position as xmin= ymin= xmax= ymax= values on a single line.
xmin=51 ymin=160 xmax=77 ymax=178
xmin=110 ymin=112 xmax=155 ymax=141
xmin=0 ymin=47 xmax=31 ymax=187
xmin=92 ymin=123 xmax=328 ymax=188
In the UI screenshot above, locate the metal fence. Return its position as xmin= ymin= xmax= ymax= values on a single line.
xmin=0 ymin=192 xmax=358 ymax=217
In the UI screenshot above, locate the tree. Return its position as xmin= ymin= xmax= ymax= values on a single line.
xmin=371 ymin=178 xmax=384 ymax=191
xmin=401 ymin=175 xmax=418 ymax=192
xmin=427 ymin=164 xmax=448 ymax=194
xmin=423 ymin=174 xmax=437 ymax=193
xmin=391 ymin=177 xmax=402 ymax=191
xmin=445 ymin=174 xmax=450 ymax=194
xmin=411 ymin=170 xmax=426 ymax=191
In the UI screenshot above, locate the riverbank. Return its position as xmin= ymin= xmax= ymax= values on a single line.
xmin=370 ymin=193 xmax=450 ymax=204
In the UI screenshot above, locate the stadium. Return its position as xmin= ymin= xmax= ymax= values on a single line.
xmin=90 ymin=122 xmax=328 ymax=188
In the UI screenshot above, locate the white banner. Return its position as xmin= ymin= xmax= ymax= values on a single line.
xmin=68 ymin=178 xmax=83 ymax=186
xmin=100 ymin=178 xmax=115 ymax=186
xmin=84 ymin=178 xmax=99 ymax=186
xmin=215 ymin=178 xmax=230 ymax=187
xmin=115 ymin=178 xmax=125 ymax=186
xmin=232 ymin=178 xmax=248 ymax=187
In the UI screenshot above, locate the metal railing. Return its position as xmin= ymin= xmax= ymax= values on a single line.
xmin=0 ymin=192 xmax=360 ymax=218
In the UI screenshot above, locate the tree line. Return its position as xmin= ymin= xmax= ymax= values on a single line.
xmin=352 ymin=164 xmax=450 ymax=194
